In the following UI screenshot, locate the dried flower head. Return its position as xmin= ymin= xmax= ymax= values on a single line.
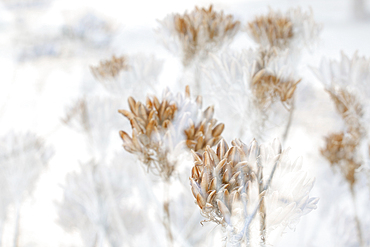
xmin=326 ymin=87 xmax=364 ymax=135
xmin=157 ymin=5 xmax=240 ymax=66
xmin=312 ymin=52 xmax=370 ymax=188
xmin=321 ymin=132 xmax=361 ymax=188
xmin=252 ymin=67 xmax=301 ymax=109
xmin=90 ymin=54 xmax=164 ymax=98
xmin=246 ymin=8 xmax=322 ymax=50
xmin=203 ymin=48 xmax=300 ymax=140
xmin=90 ymin=55 xmax=128 ymax=80
xmin=119 ymin=86 xmax=224 ymax=179
xmin=190 ymin=138 xmax=318 ymax=245
xmin=248 ymin=14 xmax=293 ymax=48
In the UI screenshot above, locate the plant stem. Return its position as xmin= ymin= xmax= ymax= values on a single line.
xmin=258 ymin=170 xmax=266 ymax=246
xmin=350 ymin=186 xmax=364 ymax=247
xmin=282 ymin=98 xmax=295 ymax=145
xmin=194 ymin=63 xmax=201 ymax=97
xmin=163 ymin=178 xmax=174 ymax=247
xmin=13 ymin=202 xmax=21 ymax=247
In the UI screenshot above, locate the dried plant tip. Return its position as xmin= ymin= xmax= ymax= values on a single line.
xmin=90 ymin=55 xmax=129 ymax=79
xmin=159 ymin=5 xmax=240 ymax=66
xmin=252 ymin=71 xmax=300 ymax=109
xmin=119 ymin=86 xmax=224 ymax=179
xmin=321 ymin=132 xmax=361 ymax=187
xmin=248 ymin=14 xmax=293 ymax=48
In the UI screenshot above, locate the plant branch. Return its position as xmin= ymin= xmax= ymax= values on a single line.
xmin=350 ymin=186 xmax=364 ymax=247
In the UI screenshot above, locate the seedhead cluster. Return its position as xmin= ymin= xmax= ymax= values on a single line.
xmin=321 ymin=88 xmax=363 ymax=188
xmin=190 ymin=138 xmax=318 ymax=244
xmin=248 ymin=13 xmax=293 ymax=48
xmin=119 ymin=86 xmax=224 ymax=179
xmin=190 ymin=139 xmax=266 ymax=228
xmin=321 ymin=132 xmax=360 ymax=187
xmin=312 ymin=53 xmax=370 ymax=187
xmin=246 ymin=8 xmax=321 ymax=50
xmin=252 ymin=55 xmax=301 ymax=110
xmin=158 ymin=5 xmax=240 ymax=66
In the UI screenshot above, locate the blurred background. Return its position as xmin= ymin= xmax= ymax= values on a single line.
xmin=0 ymin=0 xmax=369 ymax=246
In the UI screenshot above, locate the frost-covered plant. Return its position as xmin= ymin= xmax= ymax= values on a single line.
xmin=190 ymin=138 xmax=318 ymax=246
xmin=0 ymin=132 xmax=53 ymax=245
xmin=311 ymin=52 xmax=370 ymax=179
xmin=57 ymin=157 xmax=148 ymax=247
xmin=203 ymin=48 xmax=300 ymax=141
xmin=119 ymin=86 xmax=224 ymax=180
xmin=246 ymin=7 xmax=322 ymax=51
xmin=119 ymin=86 xmax=224 ymax=246
xmin=157 ymin=5 xmax=240 ymax=67
xmin=311 ymin=51 xmax=370 ymax=247
xmin=90 ymin=54 xmax=164 ymax=99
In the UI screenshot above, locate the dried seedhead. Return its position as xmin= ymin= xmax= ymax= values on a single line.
xmin=90 ymin=55 xmax=129 ymax=80
xmin=327 ymin=88 xmax=364 ymax=134
xmin=119 ymin=86 xmax=224 ymax=179
xmin=246 ymin=8 xmax=321 ymax=50
xmin=161 ymin=5 xmax=240 ymax=66
xmin=321 ymin=132 xmax=361 ymax=188
xmin=248 ymin=14 xmax=293 ymax=48
xmin=62 ymin=99 xmax=90 ymax=132
xmin=190 ymin=138 xmax=318 ymax=245
xmin=190 ymin=139 xmax=265 ymax=228
xmin=252 ymin=69 xmax=301 ymax=109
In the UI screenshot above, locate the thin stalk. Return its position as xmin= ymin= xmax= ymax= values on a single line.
xmin=193 ymin=63 xmax=201 ymax=96
xmin=258 ymin=169 xmax=266 ymax=246
xmin=163 ymin=178 xmax=174 ymax=247
xmin=235 ymin=158 xmax=280 ymax=246
xmin=350 ymin=186 xmax=364 ymax=247
xmin=282 ymin=97 xmax=295 ymax=145
xmin=12 ymin=202 xmax=21 ymax=247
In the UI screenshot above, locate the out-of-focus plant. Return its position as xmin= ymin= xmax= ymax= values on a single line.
xmin=90 ymin=54 xmax=164 ymax=99
xmin=57 ymin=156 xmax=153 ymax=247
xmin=203 ymin=7 xmax=321 ymax=143
xmin=63 ymin=96 xmax=123 ymax=159
xmin=245 ymin=7 xmax=322 ymax=52
xmin=0 ymin=132 xmax=53 ymax=247
xmin=156 ymin=5 xmax=240 ymax=94
xmin=157 ymin=5 xmax=240 ymax=67
xmin=190 ymin=138 xmax=318 ymax=246
xmin=312 ymin=51 xmax=370 ymax=247
xmin=203 ymin=48 xmax=300 ymax=142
